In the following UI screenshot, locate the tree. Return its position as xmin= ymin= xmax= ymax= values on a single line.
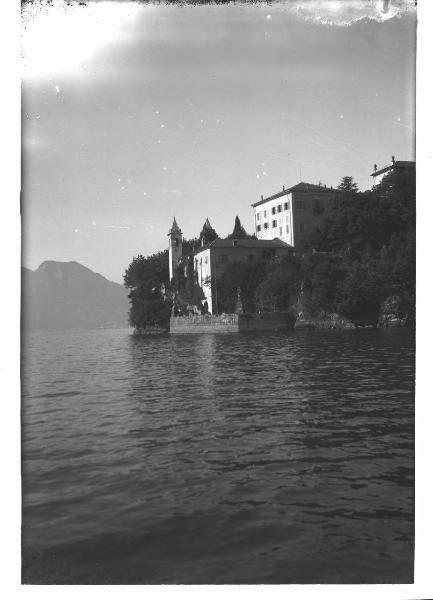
xmin=213 ymin=255 xmax=301 ymax=314
xmin=123 ymin=251 xmax=171 ymax=329
xmin=215 ymin=260 xmax=269 ymax=313
xmin=301 ymin=253 xmax=346 ymax=314
xmin=337 ymin=175 xmax=359 ymax=193
xmin=124 ymin=251 xmax=168 ymax=291
xmin=182 ymin=237 xmax=200 ymax=255
xmin=333 ymin=260 xmax=386 ymax=326
xmin=226 ymin=215 xmax=253 ymax=239
xmin=199 ymin=219 xmax=219 ymax=246
xmin=256 ymin=256 xmax=302 ymax=312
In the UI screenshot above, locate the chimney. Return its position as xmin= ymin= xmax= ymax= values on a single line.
xmin=261 ymin=194 xmax=263 ymax=201
xmin=391 ymin=155 xmax=395 ymax=164
xmin=283 ymin=185 xmax=285 ymax=191
xmin=374 ymin=164 xmax=377 ymax=172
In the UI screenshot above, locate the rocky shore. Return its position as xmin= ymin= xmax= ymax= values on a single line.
xmin=292 ymin=294 xmax=413 ymax=330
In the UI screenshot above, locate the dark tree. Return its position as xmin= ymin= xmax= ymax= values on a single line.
xmin=301 ymin=253 xmax=346 ymax=314
xmin=337 ymin=175 xmax=359 ymax=193
xmin=214 ymin=260 xmax=269 ymax=313
xmin=199 ymin=219 xmax=219 ymax=246
xmin=123 ymin=251 xmax=171 ymax=329
xmin=256 ymin=255 xmax=302 ymax=312
xmin=214 ymin=255 xmax=301 ymax=314
xmin=124 ymin=251 xmax=168 ymax=290
xmin=182 ymin=237 xmax=200 ymax=256
xmin=226 ymin=215 xmax=253 ymax=239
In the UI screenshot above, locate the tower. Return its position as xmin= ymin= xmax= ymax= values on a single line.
xmin=168 ymin=217 xmax=183 ymax=280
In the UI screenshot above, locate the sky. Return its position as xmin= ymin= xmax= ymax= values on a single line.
xmin=21 ymin=0 xmax=416 ymax=283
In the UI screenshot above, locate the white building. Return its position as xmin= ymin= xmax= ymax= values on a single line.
xmin=252 ymin=182 xmax=343 ymax=251
xmin=370 ymin=157 xmax=415 ymax=188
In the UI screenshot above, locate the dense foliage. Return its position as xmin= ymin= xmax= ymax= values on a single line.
xmin=214 ymin=255 xmax=301 ymax=314
xmin=306 ymin=169 xmax=415 ymax=324
xmin=123 ymin=251 xmax=171 ymax=329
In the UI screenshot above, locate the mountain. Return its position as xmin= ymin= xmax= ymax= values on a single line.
xmin=22 ymin=261 xmax=130 ymax=331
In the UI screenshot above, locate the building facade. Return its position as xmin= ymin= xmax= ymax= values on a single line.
xmin=193 ymin=238 xmax=293 ymax=314
xmin=168 ymin=218 xmax=293 ymax=315
xmin=252 ymin=182 xmax=343 ymax=252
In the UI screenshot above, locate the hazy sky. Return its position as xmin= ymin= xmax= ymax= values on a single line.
xmin=22 ymin=0 xmax=416 ymax=283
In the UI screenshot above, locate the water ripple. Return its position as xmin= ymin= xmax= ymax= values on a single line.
xmin=21 ymin=328 xmax=414 ymax=584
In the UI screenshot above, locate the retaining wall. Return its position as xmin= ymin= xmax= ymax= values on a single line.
xmin=170 ymin=312 xmax=294 ymax=334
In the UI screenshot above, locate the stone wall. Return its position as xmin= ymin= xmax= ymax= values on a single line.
xmin=294 ymin=313 xmax=355 ymax=330
xmin=170 ymin=313 xmax=239 ymax=334
xmin=170 ymin=312 xmax=294 ymax=334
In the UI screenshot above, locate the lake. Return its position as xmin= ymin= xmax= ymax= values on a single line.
xmin=21 ymin=327 xmax=414 ymax=584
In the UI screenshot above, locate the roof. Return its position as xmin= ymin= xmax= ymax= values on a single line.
xmin=194 ymin=237 xmax=293 ymax=255
xmin=168 ymin=216 xmax=182 ymax=235
xmin=370 ymin=161 xmax=415 ymax=177
xmin=251 ymin=181 xmax=343 ymax=208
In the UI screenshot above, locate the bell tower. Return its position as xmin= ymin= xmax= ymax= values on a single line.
xmin=168 ymin=217 xmax=183 ymax=280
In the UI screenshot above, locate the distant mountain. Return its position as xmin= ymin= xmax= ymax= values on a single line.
xmin=22 ymin=261 xmax=130 ymax=331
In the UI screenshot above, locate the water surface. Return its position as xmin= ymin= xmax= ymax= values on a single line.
xmin=21 ymin=328 xmax=414 ymax=584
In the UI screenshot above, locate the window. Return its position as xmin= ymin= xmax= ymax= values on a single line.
xmin=256 ymin=224 xmax=261 ymax=232
xmin=277 ymin=205 xmax=282 ymax=213
xmin=286 ymin=225 xmax=289 ymax=234
xmin=313 ymin=198 xmax=324 ymax=213
xmin=279 ymin=227 xmax=282 ymax=236
xmin=272 ymin=207 xmax=276 ymax=215
xmin=264 ymin=222 xmax=269 ymax=229
xmin=295 ymin=200 xmax=305 ymax=210
xmin=272 ymin=220 xmax=277 ymax=228
xmin=264 ymin=210 xmax=267 ymax=218
xmin=257 ymin=212 xmax=261 ymax=221
xmin=219 ymin=254 xmax=228 ymax=264
xmin=248 ymin=254 xmax=255 ymax=262
xmin=299 ymin=223 xmax=304 ymax=232
xmin=205 ymin=256 xmax=208 ymax=264
xmin=284 ymin=202 xmax=288 ymax=211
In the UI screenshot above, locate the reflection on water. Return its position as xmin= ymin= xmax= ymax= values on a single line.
xmin=21 ymin=328 xmax=414 ymax=583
